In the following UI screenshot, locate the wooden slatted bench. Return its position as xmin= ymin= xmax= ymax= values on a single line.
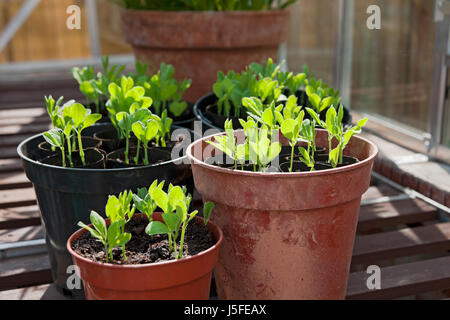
xmin=0 ymin=80 xmax=449 ymax=300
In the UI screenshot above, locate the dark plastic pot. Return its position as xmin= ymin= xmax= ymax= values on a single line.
xmin=187 ymin=129 xmax=378 ymax=299
xmin=67 ymin=212 xmax=223 ymax=300
xmin=194 ymin=93 xmax=353 ymax=132
xmin=17 ymin=125 xmax=198 ymax=298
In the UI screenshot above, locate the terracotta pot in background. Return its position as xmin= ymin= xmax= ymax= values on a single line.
xmin=119 ymin=10 xmax=289 ymax=102
xmin=67 ymin=213 xmax=223 ymax=300
xmin=187 ymin=129 xmax=378 ymax=299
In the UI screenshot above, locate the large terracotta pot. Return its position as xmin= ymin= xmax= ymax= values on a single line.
xmin=119 ymin=10 xmax=289 ymax=102
xmin=67 ymin=213 xmax=223 ymax=300
xmin=187 ymin=129 xmax=378 ymax=299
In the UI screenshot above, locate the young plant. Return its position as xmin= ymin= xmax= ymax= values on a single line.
xmin=305 ymin=77 xmax=341 ymax=114
xmin=77 ymin=210 xmax=131 ymax=263
xmin=247 ymin=126 xmax=281 ymax=172
xmin=145 ymin=183 xmax=215 ymax=260
xmin=43 ymin=129 xmax=66 ymax=167
xmin=72 ymin=56 xmax=125 ymax=113
xmin=280 ymin=110 xmax=305 ymax=172
xmin=206 ymin=119 xmax=238 ymax=168
xmin=132 ymin=118 xmax=159 ymax=165
xmin=249 ymin=57 xmax=282 ymax=80
xmin=133 ymin=62 xmax=191 ymax=117
xmin=64 ymin=103 xmax=102 ymax=166
xmin=297 ymin=146 xmax=315 ymax=171
xmin=106 ymin=76 xmax=153 ymax=134
xmin=306 ymin=106 xmax=368 ymax=168
xmin=242 ymin=97 xmax=282 ymax=132
xmin=104 ymin=190 xmax=136 ymax=260
xmin=132 ymin=180 xmax=165 ymax=221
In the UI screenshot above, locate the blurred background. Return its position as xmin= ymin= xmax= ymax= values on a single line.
xmin=0 ymin=0 xmax=448 ymax=163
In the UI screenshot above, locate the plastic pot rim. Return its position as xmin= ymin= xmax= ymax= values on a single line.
xmin=17 ymin=128 xmax=196 ymax=173
xmin=187 ymin=128 xmax=379 ymax=178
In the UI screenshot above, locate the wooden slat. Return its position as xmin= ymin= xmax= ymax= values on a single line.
xmin=0 ymin=253 xmax=52 ymax=291
xmin=0 ymin=115 xmax=49 ymax=126
xmin=0 ymin=123 xmax=51 ymax=136
xmin=357 ymin=199 xmax=437 ymax=232
xmin=0 ymin=148 xmax=19 ymax=159
xmin=361 ymin=184 xmax=400 ymax=202
xmin=0 ymin=188 xmax=36 ymax=209
xmin=0 ymin=205 xmax=41 ymax=229
xmin=0 ymin=225 xmax=44 ymax=243
xmin=0 ymin=284 xmax=68 ymax=300
xmin=0 ymin=108 xmax=46 ymax=119
xmin=0 ymin=172 xmax=31 ymax=190
xmin=0 ymin=134 xmax=34 ymax=148
xmin=353 ymin=222 xmax=450 ymax=265
xmin=347 ymin=256 xmax=450 ymax=299
xmin=0 ymin=159 xmax=24 ymax=173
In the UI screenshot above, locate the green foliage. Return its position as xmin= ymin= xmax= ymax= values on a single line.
xmin=130 ymin=62 xmax=191 ymax=117
xmin=43 ymin=129 xmax=66 ymax=167
xmin=207 ymin=120 xmax=281 ymax=172
xmin=72 ymin=56 xmax=125 ymax=113
xmin=132 ymin=118 xmax=160 ymax=165
xmin=78 ymin=210 xmax=131 ymax=263
xmin=111 ymin=0 xmax=299 ymax=11
xmin=143 ymin=181 xmax=214 ymax=259
xmin=64 ymin=103 xmax=102 ymax=166
xmin=306 ymin=106 xmax=368 ymax=168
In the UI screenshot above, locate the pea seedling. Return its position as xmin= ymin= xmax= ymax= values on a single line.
xmin=280 ymin=110 xmax=305 ymax=172
xmin=104 ymin=190 xmax=136 ymax=260
xmin=306 ymin=106 xmax=367 ymax=168
xmin=43 ymin=129 xmax=66 ymax=167
xmin=64 ymin=103 xmax=102 ymax=166
xmin=131 ymin=118 xmax=159 ymax=165
xmin=145 ymin=183 xmax=215 ymax=259
xmin=132 ymin=180 xmax=165 ymax=221
xmin=78 ymin=210 xmax=131 ymax=263
xmin=132 ymin=62 xmax=191 ymax=117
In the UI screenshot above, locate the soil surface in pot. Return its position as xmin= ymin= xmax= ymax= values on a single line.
xmin=39 ymin=148 xmax=105 ymax=169
xmin=106 ymin=147 xmax=172 ymax=168
xmin=71 ymin=215 xmax=216 ymax=265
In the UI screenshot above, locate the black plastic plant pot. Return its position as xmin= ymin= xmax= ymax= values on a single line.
xmin=17 ymin=125 xmax=197 ymax=298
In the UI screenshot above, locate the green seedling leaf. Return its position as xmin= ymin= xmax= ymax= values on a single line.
xmin=203 ymin=202 xmax=215 ymax=225
xmin=145 ymin=221 xmax=170 ymax=236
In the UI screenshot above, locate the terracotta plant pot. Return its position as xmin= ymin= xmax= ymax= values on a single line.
xmin=187 ymin=129 xmax=378 ymax=299
xmin=67 ymin=213 xmax=223 ymax=300
xmin=119 ymin=10 xmax=289 ymax=102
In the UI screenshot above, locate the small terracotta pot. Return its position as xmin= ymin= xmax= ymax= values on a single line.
xmin=187 ymin=129 xmax=378 ymax=299
xmin=119 ymin=10 xmax=289 ymax=102
xmin=67 ymin=212 xmax=223 ymax=300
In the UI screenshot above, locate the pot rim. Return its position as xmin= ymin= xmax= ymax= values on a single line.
xmin=17 ymin=129 xmax=194 ymax=173
xmin=66 ymin=213 xmax=223 ymax=270
xmin=120 ymin=8 xmax=289 ymax=16
xmin=187 ymin=128 xmax=378 ymax=178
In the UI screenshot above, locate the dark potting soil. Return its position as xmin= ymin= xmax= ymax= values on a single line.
xmin=71 ymin=215 xmax=216 ymax=265
xmin=39 ymin=148 xmax=104 ymax=169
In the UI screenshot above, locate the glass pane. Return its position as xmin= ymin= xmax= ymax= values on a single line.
xmin=286 ymin=0 xmax=340 ymax=84
xmin=349 ymin=0 xmax=434 ymax=133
